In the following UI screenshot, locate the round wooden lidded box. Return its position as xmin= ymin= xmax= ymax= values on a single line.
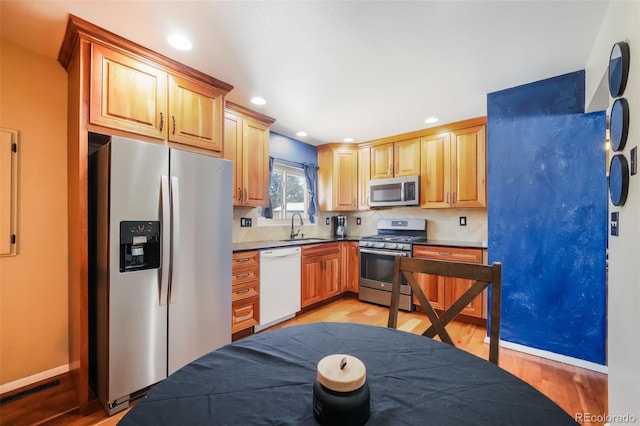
xmin=313 ymin=354 xmax=370 ymax=425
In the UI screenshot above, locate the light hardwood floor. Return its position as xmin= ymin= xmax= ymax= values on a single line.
xmin=0 ymin=296 xmax=607 ymax=425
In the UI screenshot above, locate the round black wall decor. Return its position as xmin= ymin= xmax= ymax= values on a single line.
xmin=610 ymin=97 xmax=629 ymax=151
xmin=609 ymin=41 xmax=630 ymax=98
xmin=609 ymin=154 xmax=629 ymax=206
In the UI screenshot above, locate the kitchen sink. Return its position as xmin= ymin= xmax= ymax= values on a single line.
xmin=279 ymin=238 xmax=330 ymax=243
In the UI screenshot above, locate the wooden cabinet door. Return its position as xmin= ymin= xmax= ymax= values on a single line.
xmin=442 ymin=247 xmax=484 ymax=318
xmin=413 ymin=272 xmax=447 ymax=310
xmin=333 ymin=148 xmax=358 ymax=211
xmin=91 ymin=44 xmax=167 ymax=139
xmin=420 ymin=133 xmax=451 ymax=208
xmin=168 ymin=74 xmax=224 ymax=152
xmin=224 ymin=111 xmax=243 ymax=205
xmin=346 ymin=242 xmax=360 ymax=293
xmin=357 ymin=147 xmax=371 ymax=210
xmin=412 ymin=246 xmax=484 ymax=318
xmin=301 ymin=256 xmax=324 ymax=307
xmin=323 ymin=254 xmax=341 ymax=299
xmin=394 ymin=138 xmax=421 ymax=176
xmin=242 ymin=117 xmax=270 ymax=207
xmin=451 ymin=125 xmax=486 ymax=208
xmin=370 ymin=143 xmax=394 ymax=179
xmin=412 ymin=246 xmax=447 ymax=309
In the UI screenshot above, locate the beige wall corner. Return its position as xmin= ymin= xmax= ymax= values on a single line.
xmin=0 ymin=39 xmax=69 ymax=388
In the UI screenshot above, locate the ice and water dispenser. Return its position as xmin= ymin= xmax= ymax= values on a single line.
xmin=119 ymin=221 xmax=161 ymax=272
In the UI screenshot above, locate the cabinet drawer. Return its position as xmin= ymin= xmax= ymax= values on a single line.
xmin=232 ymin=251 xmax=259 ymax=268
xmin=232 ymin=281 xmax=259 ymax=302
xmin=413 ymin=246 xmax=483 ymax=263
xmin=232 ymin=266 xmax=259 ymax=285
xmin=302 ymin=242 xmax=340 ymax=258
xmin=232 ymin=296 xmax=259 ymax=333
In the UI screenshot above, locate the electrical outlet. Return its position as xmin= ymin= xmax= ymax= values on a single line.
xmin=240 ymin=217 xmax=252 ymax=227
xmin=356 ymin=217 xmax=362 ymax=225
xmin=459 ymin=216 xmax=467 ymax=226
xmin=326 ymin=217 xmax=330 ymax=225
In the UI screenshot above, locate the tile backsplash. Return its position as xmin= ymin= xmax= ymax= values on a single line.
xmin=233 ymin=207 xmax=487 ymax=243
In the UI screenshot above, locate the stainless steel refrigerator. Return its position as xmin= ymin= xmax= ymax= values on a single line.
xmin=90 ymin=136 xmax=232 ymax=415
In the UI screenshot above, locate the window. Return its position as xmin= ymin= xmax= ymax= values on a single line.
xmin=260 ymin=163 xmax=309 ymax=224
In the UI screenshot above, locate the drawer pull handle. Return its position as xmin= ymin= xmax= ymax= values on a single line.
xmin=236 ymin=258 xmax=251 ymax=263
xmin=235 ymin=273 xmax=251 ymax=279
xmin=234 ymin=288 xmax=251 ymax=294
xmin=237 ymin=312 xmax=252 ymax=319
xmin=438 ymin=252 xmax=452 ymax=256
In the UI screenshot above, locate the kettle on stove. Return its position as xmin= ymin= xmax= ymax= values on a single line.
xmin=332 ymin=215 xmax=348 ymax=239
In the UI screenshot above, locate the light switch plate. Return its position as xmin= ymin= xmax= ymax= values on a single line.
xmin=326 ymin=217 xmax=330 ymax=225
xmin=459 ymin=216 xmax=467 ymax=226
xmin=356 ymin=217 xmax=362 ymax=225
xmin=610 ymin=212 xmax=619 ymax=236
xmin=240 ymin=217 xmax=252 ymax=227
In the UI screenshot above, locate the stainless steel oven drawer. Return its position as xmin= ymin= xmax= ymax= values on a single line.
xmin=358 ymin=286 xmax=413 ymax=311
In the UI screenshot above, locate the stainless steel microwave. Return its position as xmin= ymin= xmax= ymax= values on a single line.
xmin=368 ymin=175 xmax=420 ymax=207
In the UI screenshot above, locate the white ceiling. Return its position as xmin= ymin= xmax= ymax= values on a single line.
xmin=1 ymin=1 xmax=609 ymax=146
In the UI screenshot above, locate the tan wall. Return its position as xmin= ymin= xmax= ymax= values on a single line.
xmin=0 ymin=40 xmax=69 ymax=386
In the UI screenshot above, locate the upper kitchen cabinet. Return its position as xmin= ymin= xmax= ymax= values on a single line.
xmin=317 ymin=144 xmax=358 ymax=211
xmin=168 ymin=74 xmax=225 ymax=151
xmin=370 ymin=138 xmax=421 ymax=179
xmin=90 ymin=44 xmax=167 ymax=139
xmin=421 ymin=123 xmax=486 ymax=208
xmin=90 ymin=43 xmax=228 ymax=153
xmin=224 ymin=102 xmax=275 ymax=207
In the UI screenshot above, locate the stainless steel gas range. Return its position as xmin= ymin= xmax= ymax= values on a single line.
xmin=358 ymin=218 xmax=427 ymax=311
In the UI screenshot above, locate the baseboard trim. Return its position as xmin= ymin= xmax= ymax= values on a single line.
xmin=484 ymin=337 xmax=608 ymax=374
xmin=0 ymin=364 xmax=70 ymax=395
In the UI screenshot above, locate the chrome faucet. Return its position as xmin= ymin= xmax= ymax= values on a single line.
xmin=290 ymin=213 xmax=304 ymax=240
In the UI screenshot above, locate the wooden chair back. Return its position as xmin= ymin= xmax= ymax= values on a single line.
xmin=387 ymin=256 xmax=502 ymax=365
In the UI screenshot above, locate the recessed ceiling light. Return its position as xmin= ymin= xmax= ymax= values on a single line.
xmin=425 ymin=116 xmax=440 ymax=124
xmin=167 ymin=34 xmax=192 ymax=51
xmin=251 ymin=97 xmax=267 ymax=105
xmin=296 ymin=131 xmax=307 ymax=137
xmin=343 ymin=137 xmax=354 ymax=143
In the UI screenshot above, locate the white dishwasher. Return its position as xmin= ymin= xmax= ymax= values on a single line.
xmin=255 ymin=246 xmax=301 ymax=332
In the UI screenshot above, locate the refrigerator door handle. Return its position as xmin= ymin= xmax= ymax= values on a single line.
xmin=160 ymin=176 xmax=171 ymax=306
xmin=169 ymin=176 xmax=181 ymax=304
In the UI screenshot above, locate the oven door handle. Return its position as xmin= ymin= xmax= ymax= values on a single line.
xmin=359 ymin=248 xmax=409 ymax=257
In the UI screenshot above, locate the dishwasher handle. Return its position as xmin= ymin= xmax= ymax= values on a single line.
xmin=260 ymin=247 xmax=301 ymax=260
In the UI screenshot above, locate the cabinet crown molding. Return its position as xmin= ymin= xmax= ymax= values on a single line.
xmin=226 ymin=101 xmax=276 ymax=125
xmin=58 ymin=14 xmax=234 ymax=94
xmin=358 ymin=116 xmax=487 ymax=148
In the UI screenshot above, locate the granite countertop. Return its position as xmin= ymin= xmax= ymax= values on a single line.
xmin=232 ymin=237 xmax=485 ymax=252
xmin=232 ymin=237 xmax=359 ymax=252
xmin=414 ymin=240 xmax=488 ymax=249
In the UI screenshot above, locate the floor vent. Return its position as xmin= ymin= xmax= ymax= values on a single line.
xmin=0 ymin=379 xmax=61 ymax=406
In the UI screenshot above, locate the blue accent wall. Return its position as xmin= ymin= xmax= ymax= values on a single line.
xmin=269 ymin=132 xmax=317 ymax=166
xmin=487 ymin=71 xmax=608 ymax=365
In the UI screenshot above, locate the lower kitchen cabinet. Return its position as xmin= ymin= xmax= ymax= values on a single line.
xmin=231 ymin=251 xmax=260 ymax=333
xmin=341 ymin=241 xmax=360 ymax=293
xmin=301 ymin=243 xmax=341 ymax=307
xmin=412 ymin=246 xmax=485 ymax=319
